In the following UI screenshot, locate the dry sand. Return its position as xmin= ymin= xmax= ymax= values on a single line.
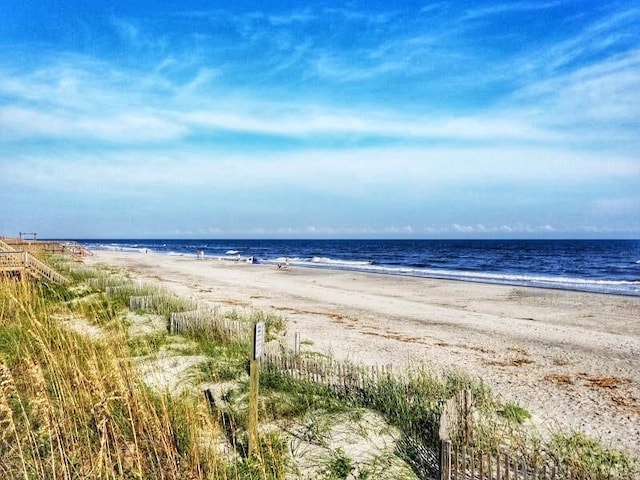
xmin=86 ymin=250 xmax=640 ymax=456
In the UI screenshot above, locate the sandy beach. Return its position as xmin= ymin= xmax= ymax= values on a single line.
xmin=86 ymin=250 xmax=640 ymax=456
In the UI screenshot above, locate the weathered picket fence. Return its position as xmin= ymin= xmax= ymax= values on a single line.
xmin=129 ymin=294 xmax=198 ymax=316
xmin=438 ymin=392 xmax=592 ymax=480
xmin=106 ymin=284 xmax=159 ymax=297
xmin=262 ymin=351 xmax=394 ymax=392
xmin=440 ymin=445 xmax=570 ymax=480
xmin=87 ymin=275 xmax=130 ymax=289
xmin=169 ymin=308 xmax=252 ymax=343
xmin=263 ymin=352 xmax=595 ymax=480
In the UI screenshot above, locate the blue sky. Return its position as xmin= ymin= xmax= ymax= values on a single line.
xmin=0 ymin=1 xmax=638 ymax=239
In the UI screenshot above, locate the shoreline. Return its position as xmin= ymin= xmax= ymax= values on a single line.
xmin=85 ymin=250 xmax=640 ymax=456
xmin=86 ymin=243 xmax=640 ymax=298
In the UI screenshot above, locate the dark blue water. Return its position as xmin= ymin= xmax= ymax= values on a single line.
xmin=78 ymin=239 xmax=640 ymax=296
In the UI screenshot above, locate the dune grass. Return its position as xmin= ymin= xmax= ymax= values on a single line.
xmin=0 ymin=279 xmax=226 ymax=479
xmin=2 ymin=258 xmax=638 ymax=479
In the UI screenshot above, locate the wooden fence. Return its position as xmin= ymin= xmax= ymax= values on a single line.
xmin=440 ymin=444 xmax=570 ymax=480
xmin=170 ymin=308 xmax=252 ymax=343
xmin=106 ymin=284 xmax=160 ymax=297
xmin=262 ymin=351 xmax=394 ymax=392
xmin=262 ymin=352 xmax=588 ymax=480
xmin=437 ymin=392 xmax=584 ymax=480
xmin=129 ymin=294 xmax=198 ymax=316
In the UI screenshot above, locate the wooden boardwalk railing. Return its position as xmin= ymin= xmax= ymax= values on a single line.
xmin=25 ymin=253 xmax=69 ymax=284
xmin=0 ymin=239 xmax=13 ymax=252
xmin=0 ymin=251 xmax=69 ymax=284
xmin=0 ymin=238 xmax=92 ymax=258
xmin=0 ymin=252 xmax=23 ymax=270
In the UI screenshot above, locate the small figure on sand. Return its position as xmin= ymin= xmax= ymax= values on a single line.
xmin=197 ymin=250 xmax=204 ymax=260
xmin=277 ymin=257 xmax=290 ymax=269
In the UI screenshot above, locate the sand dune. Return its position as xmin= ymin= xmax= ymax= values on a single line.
xmin=87 ymin=250 xmax=640 ymax=456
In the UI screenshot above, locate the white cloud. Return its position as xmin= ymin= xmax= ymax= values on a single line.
xmin=513 ymin=50 xmax=640 ymax=128
xmin=452 ymin=223 xmax=556 ymax=234
xmin=0 ymin=106 xmax=187 ymax=142
xmin=3 ymin=145 xmax=637 ymax=197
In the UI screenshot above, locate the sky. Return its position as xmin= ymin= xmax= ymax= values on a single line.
xmin=0 ymin=1 xmax=638 ymax=239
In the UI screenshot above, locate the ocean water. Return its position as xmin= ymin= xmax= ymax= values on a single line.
xmin=78 ymin=239 xmax=640 ymax=297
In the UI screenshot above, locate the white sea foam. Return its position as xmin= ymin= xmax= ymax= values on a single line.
xmin=310 ymin=256 xmax=373 ymax=266
xmin=286 ymin=262 xmax=639 ymax=296
xmin=225 ymin=250 xmax=240 ymax=255
xmin=99 ymin=244 xmax=148 ymax=253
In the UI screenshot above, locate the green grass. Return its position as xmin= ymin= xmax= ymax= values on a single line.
xmin=324 ymin=448 xmax=354 ymax=479
xmin=498 ymin=401 xmax=532 ymax=424
xmin=549 ymin=431 xmax=638 ymax=479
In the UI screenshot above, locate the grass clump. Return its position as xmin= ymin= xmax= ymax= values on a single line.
xmin=549 ymin=431 xmax=638 ymax=479
xmin=0 ymin=279 xmax=222 ymax=479
xmin=324 ymin=447 xmax=354 ymax=479
xmin=498 ymin=401 xmax=531 ymax=424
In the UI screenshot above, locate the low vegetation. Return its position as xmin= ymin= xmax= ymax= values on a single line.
xmin=0 ymin=255 xmax=636 ymax=479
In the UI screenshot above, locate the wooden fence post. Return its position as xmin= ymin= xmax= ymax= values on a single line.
xmin=464 ymin=389 xmax=473 ymax=444
xmin=439 ymin=397 xmax=452 ymax=480
xmin=248 ymin=322 xmax=264 ymax=459
xmin=440 ymin=440 xmax=452 ymax=480
xmin=294 ymin=332 xmax=300 ymax=356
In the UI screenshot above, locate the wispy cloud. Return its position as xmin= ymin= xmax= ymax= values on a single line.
xmin=539 ymin=6 xmax=640 ymax=73
xmin=461 ymin=1 xmax=562 ymax=20
xmin=513 ymin=50 xmax=640 ymax=127
xmin=1 ymin=1 xmax=638 ymax=237
xmin=3 ymin=145 xmax=637 ymax=196
xmin=0 ymin=59 xmax=564 ymax=144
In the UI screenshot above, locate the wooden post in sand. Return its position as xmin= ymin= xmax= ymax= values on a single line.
xmin=439 ymin=400 xmax=452 ymax=480
xmin=248 ymin=322 xmax=264 ymax=458
xmin=294 ymin=331 xmax=300 ymax=356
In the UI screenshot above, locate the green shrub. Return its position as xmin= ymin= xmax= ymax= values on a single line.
xmin=498 ymin=401 xmax=531 ymax=424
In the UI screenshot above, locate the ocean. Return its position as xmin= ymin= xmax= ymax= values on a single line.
xmin=78 ymin=239 xmax=640 ymax=297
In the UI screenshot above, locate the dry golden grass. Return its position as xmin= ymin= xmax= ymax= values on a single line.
xmin=0 ymin=279 xmax=225 ymax=479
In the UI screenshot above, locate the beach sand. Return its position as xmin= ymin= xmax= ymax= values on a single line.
xmin=86 ymin=250 xmax=640 ymax=456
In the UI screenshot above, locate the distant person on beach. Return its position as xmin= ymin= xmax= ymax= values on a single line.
xmin=197 ymin=250 xmax=204 ymax=260
xmin=277 ymin=257 xmax=290 ymax=269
